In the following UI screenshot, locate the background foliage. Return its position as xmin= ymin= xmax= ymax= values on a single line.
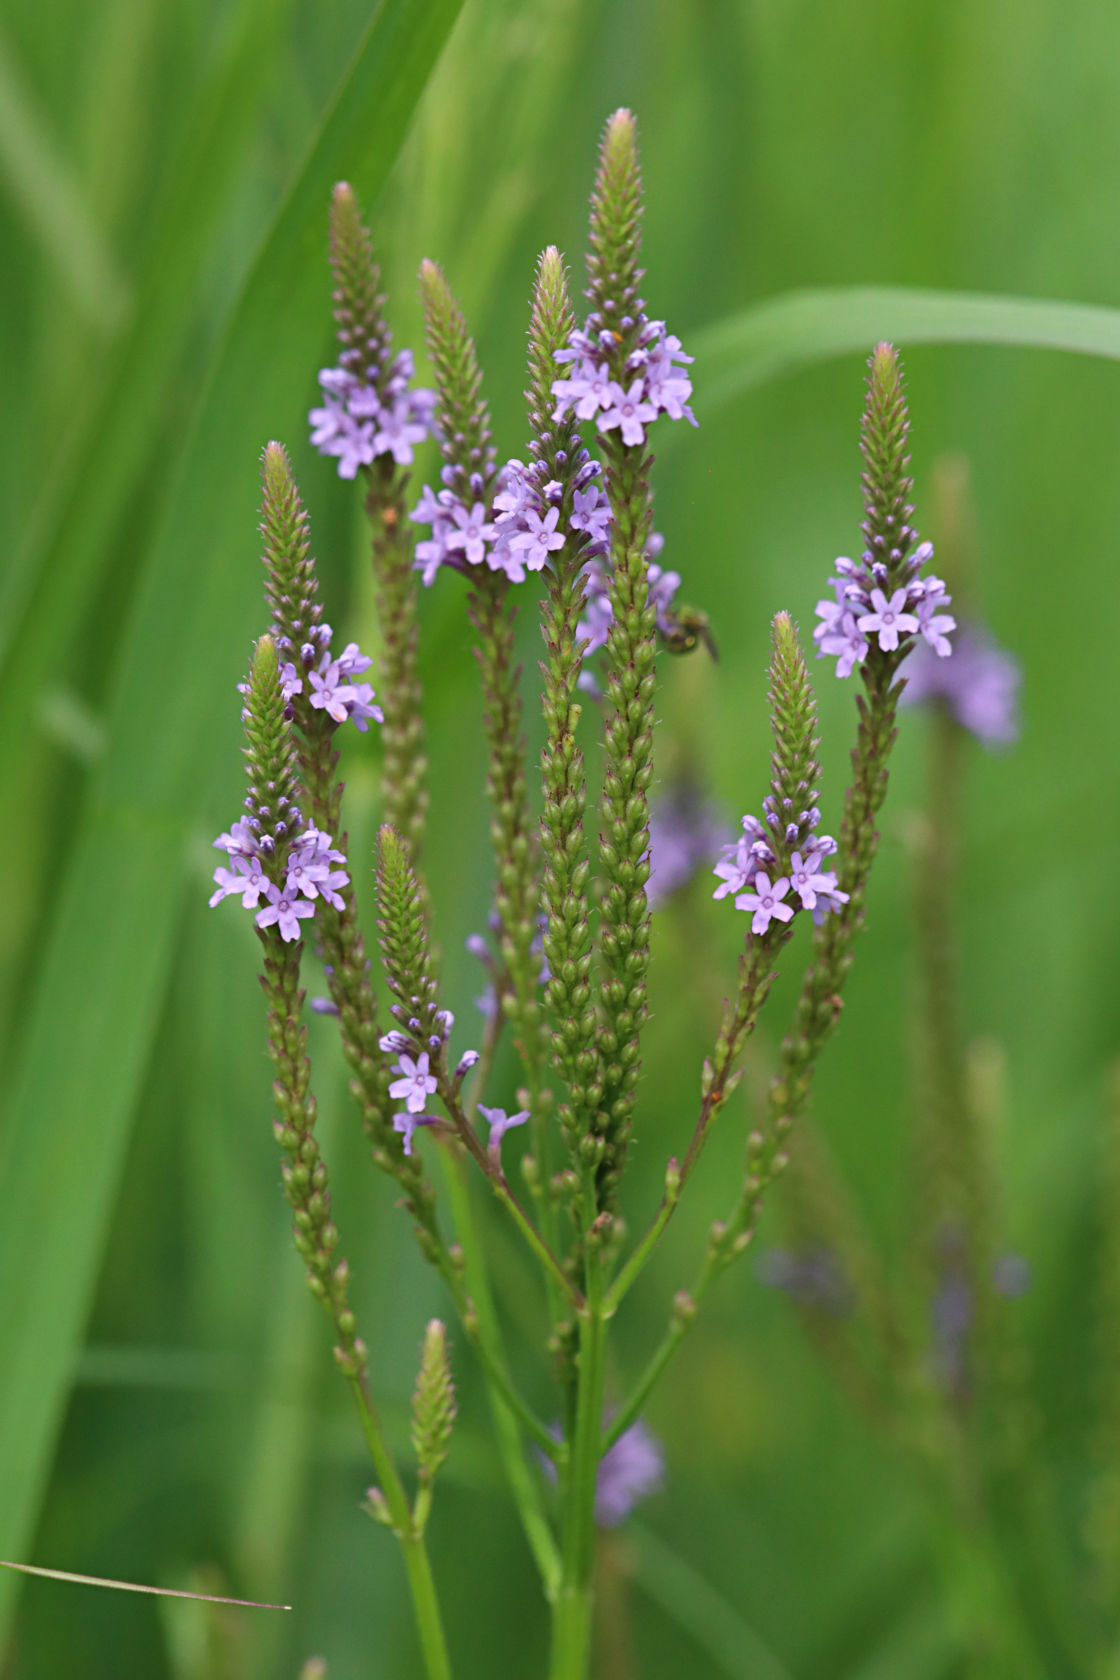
xmin=0 ymin=0 xmax=1117 ymax=1675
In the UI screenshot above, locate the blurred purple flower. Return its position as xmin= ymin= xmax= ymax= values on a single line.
xmin=899 ymin=622 xmax=1021 ymax=747
xmin=757 ymin=1246 xmax=853 ymax=1316
xmin=646 ymin=783 xmax=726 ymax=907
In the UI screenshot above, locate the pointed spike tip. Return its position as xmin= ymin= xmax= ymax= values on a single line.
xmin=253 ymin=632 xmax=278 ymax=674
xmin=599 ymin=106 xmax=640 ymax=178
xmin=869 ymin=340 xmax=902 ymax=398
xmin=535 ymin=245 xmax=566 ymax=293
xmin=261 ymin=440 xmax=294 ymax=497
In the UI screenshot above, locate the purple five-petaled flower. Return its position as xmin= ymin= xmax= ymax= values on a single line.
xmin=477 ymin=1105 xmax=529 ymax=1162
xmin=597 ymin=379 xmax=658 ymax=448
xmin=255 ymin=882 xmax=316 ymax=943
xmin=389 ymin=1052 xmax=439 ymax=1114
xmin=734 ymin=872 xmax=794 ymax=936
xmin=858 ymin=588 xmax=919 ymax=653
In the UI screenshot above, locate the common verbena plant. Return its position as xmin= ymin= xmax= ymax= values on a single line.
xmin=209 ymin=110 xmax=959 ymax=1680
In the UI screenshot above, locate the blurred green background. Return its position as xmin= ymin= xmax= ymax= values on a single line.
xmin=1 ymin=0 xmax=1118 ymax=1675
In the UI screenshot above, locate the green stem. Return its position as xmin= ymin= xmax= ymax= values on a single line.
xmin=439 ymin=1149 xmax=562 ymax=1595
xmin=603 ymin=1186 xmax=677 ymax=1319
xmin=443 ymin=1084 xmax=582 ymax=1310
xmin=344 ymin=1372 xmax=453 ymax=1680
xmin=550 ymin=1281 xmax=608 ymax=1680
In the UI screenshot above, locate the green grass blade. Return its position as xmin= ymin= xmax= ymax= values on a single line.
xmin=627 ymin=1523 xmax=796 ymax=1680
xmin=0 ymin=0 xmax=463 ymax=1641
xmin=0 ymin=0 xmax=291 ymax=764
xmin=690 ymin=284 xmax=1120 ymax=410
xmin=0 ymin=23 xmax=129 ymax=333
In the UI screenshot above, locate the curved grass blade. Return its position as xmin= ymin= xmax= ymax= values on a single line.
xmin=0 ymin=24 xmax=129 ymax=334
xmin=0 ymin=0 xmax=463 ymax=1640
xmin=0 ymin=0 xmax=292 ymax=772
xmin=627 ymin=1523 xmax=796 ymax=1680
xmin=0 ymin=1561 xmax=289 ymax=1611
xmin=688 ymin=284 xmax=1120 ymax=412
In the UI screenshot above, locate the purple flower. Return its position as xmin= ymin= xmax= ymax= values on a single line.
xmin=307 ymin=658 xmax=384 ymax=732
xmin=255 ymin=882 xmax=316 ymax=943
xmin=757 ymin=1247 xmax=852 ymax=1316
xmin=818 ymin=609 xmax=869 ymax=679
xmin=788 ymin=850 xmax=837 ymax=911
xmin=293 ymin=826 xmax=347 ymax=866
xmin=570 ymin=486 xmax=612 ymax=545
xmin=733 ymin=871 xmax=794 ymax=936
xmin=899 ymin=623 xmax=1021 ymax=747
xmin=647 ymin=785 xmax=727 ymax=907
xmin=379 ymin=1029 xmax=412 ymax=1055
xmin=645 ymin=344 xmax=696 ymax=425
xmin=815 ymin=541 xmax=951 ymax=678
xmin=576 ymin=587 xmax=614 ymax=661
xmin=915 ymin=595 xmax=956 ymax=658
xmin=309 ymin=351 xmax=435 ymax=480
xmin=389 ymin=1052 xmax=438 ymax=1114
xmin=454 ymin=1049 xmax=480 ymax=1080
xmin=646 ymin=563 xmax=682 ymax=634
xmin=209 ymin=854 xmax=269 ymax=910
xmin=595 ymin=1421 xmax=665 ymax=1527
xmin=333 ymin=416 xmax=377 ymax=480
xmin=446 ymin=501 xmax=496 ymax=566
xmin=712 ymin=837 xmax=753 ymax=902
xmin=552 ymin=358 xmax=614 ymax=422
xmin=334 ymin=641 xmax=373 ymax=677
xmin=510 ymin=506 xmax=565 ymax=570
xmin=213 ymin=817 xmax=259 ymax=857
xmin=858 ymin=588 xmax=919 ymax=653
xmin=373 ymin=395 xmax=429 ymax=465
xmin=597 ymin=378 xmax=658 ymax=448
xmin=540 ymin=1418 xmax=665 ymax=1527
xmin=477 ymin=1105 xmax=529 ymax=1162
xmin=393 ymin=1112 xmax=439 ymax=1156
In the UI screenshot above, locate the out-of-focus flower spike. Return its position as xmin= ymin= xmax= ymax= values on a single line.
xmin=528 ymin=245 xmax=577 ymax=449
xmin=329 ymin=181 xmax=392 ymax=387
xmin=766 ymin=612 xmax=822 ymax=853
xmin=586 ymin=109 xmax=645 ymax=384
xmin=410 ymin=1319 xmax=456 ymax=1533
xmin=419 ymin=258 xmax=498 ymax=504
xmin=860 ymin=342 xmax=913 ymax=585
xmin=261 ymin=441 xmax=321 ymax=645
xmin=375 ymin=824 xmax=441 ymax=1048
xmin=775 ymin=1119 xmax=910 ymax=1424
xmin=532 ymin=248 xmax=602 ymax=1180
xmin=1087 ymin=1064 xmax=1120 ymax=1611
xmin=242 ymin=638 xmax=364 ymax=1372
xmin=767 ymin=348 xmax=923 ymax=1221
xmin=586 ymin=114 xmax=658 ymax=1213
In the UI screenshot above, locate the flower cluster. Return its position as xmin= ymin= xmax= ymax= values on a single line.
xmin=713 ymin=806 xmax=847 ymax=935
xmin=550 ymin=318 xmax=696 ymax=446
xmin=411 ymin=443 xmax=612 ymax=589
xmin=276 ymin=623 xmax=383 ymax=732
xmin=379 ymin=1007 xmax=480 ymax=1155
xmin=814 ymin=541 xmax=955 ymax=679
xmin=310 ymin=347 xmax=436 ymax=480
xmin=899 ymin=621 xmax=1021 ymax=747
xmin=210 ymin=817 xmax=349 ymax=943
